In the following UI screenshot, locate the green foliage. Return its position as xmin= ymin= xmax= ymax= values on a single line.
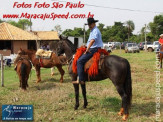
xmin=125 ymin=20 xmax=135 ymax=41
xmin=7 ymin=19 xmax=32 ymax=30
xmin=62 ymin=27 xmax=84 ymax=37
xmin=62 ymin=22 xmax=130 ymax=43
xmin=0 ymin=19 xmax=4 ymax=23
xmin=148 ymin=14 xmax=163 ymax=41
xmin=61 ymin=14 xmax=163 ymax=43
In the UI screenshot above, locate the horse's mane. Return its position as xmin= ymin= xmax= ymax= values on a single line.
xmin=14 ymin=55 xmax=30 ymax=66
xmin=64 ymin=38 xmax=77 ymax=53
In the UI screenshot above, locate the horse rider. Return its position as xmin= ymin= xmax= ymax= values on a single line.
xmin=72 ymin=18 xmax=103 ymax=84
xmin=159 ymin=34 xmax=163 ymax=50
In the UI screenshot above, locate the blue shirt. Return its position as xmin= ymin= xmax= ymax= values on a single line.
xmin=86 ymin=26 xmax=103 ymax=48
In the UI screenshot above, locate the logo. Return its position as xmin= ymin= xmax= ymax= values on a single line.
xmin=2 ymin=105 xmax=33 ymax=121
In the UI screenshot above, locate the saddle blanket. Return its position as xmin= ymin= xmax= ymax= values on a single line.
xmin=72 ymin=46 xmax=110 ymax=77
xmin=36 ymin=49 xmax=52 ymax=59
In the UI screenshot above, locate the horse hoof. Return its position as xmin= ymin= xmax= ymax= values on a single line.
xmin=118 ymin=112 xmax=123 ymax=116
xmin=83 ymin=102 xmax=88 ymax=109
xmin=74 ymin=105 xmax=79 ymax=110
xmin=74 ymin=107 xmax=78 ymax=110
xmin=36 ymin=80 xmax=41 ymax=83
xmin=122 ymin=114 xmax=129 ymax=121
xmin=118 ymin=108 xmax=124 ymax=116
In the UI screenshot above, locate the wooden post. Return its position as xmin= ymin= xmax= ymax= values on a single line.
xmin=1 ymin=54 xmax=4 ymax=87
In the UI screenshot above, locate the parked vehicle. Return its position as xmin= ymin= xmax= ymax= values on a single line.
xmin=125 ymin=43 xmax=140 ymax=53
xmin=121 ymin=41 xmax=129 ymax=49
xmin=113 ymin=42 xmax=121 ymax=49
xmin=108 ymin=42 xmax=115 ymax=48
xmin=145 ymin=41 xmax=159 ymax=52
xmin=103 ymin=44 xmax=112 ymax=53
xmin=138 ymin=42 xmax=152 ymax=50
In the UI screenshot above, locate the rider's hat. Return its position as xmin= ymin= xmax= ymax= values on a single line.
xmin=86 ymin=18 xmax=99 ymax=25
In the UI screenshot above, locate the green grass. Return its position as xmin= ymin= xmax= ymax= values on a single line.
xmin=0 ymin=50 xmax=163 ymax=122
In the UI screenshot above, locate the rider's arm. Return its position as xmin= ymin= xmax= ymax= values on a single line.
xmin=85 ymin=40 xmax=95 ymax=53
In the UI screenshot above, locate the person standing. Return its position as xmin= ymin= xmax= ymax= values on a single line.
xmin=159 ymin=34 xmax=163 ymax=49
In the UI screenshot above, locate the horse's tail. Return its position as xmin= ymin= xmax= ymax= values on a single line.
xmin=124 ymin=61 xmax=132 ymax=109
xmin=21 ymin=63 xmax=27 ymax=90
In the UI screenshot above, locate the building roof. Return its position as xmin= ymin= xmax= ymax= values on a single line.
xmin=0 ymin=22 xmax=40 ymax=40
xmin=33 ymin=31 xmax=59 ymax=40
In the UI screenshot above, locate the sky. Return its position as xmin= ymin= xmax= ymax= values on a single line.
xmin=0 ymin=0 xmax=163 ymax=34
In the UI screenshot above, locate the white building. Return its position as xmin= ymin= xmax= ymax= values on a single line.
xmin=68 ymin=36 xmax=84 ymax=48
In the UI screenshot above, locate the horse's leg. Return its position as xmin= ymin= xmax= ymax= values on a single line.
xmin=73 ymin=84 xmax=79 ymax=110
xmin=26 ymin=75 xmax=29 ymax=88
xmin=56 ymin=65 xmax=65 ymax=83
xmin=80 ymin=84 xmax=88 ymax=108
xmin=19 ymin=80 xmax=21 ymax=87
xmin=35 ymin=66 xmax=41 ymax=83
xmin=51 ymin=67 xmax=55 ymax=76
xmin=160 ymin=56 xmax=162 ymax=68
xmin=116 ymin=85 xmax=125 ymax=116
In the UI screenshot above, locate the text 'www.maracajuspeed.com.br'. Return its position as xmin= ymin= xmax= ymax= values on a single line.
xmin=3 ymin=12 xmax=94 ymax=20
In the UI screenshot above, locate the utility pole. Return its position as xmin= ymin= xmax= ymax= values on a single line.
xmin=1 ymin=54 xmax=4 ymax=87
xmin=83 ymin=23 xmax=87 ymax=45
xmin=144 ymin=24 xmax=147 ymax=51
xmin=30 ymin=18 xmax=32 ymax=32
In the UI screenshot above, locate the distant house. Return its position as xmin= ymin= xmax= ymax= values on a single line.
xmin=0 ymin=22 xmax=39 ymax=56
xmin=0 ymin=22 xmax=59 ymax=56
xmin=68 ymin=36 xmax=84 ymax=48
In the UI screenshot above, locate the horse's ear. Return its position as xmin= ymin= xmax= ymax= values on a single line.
xmin=59 ymin=35 xmax=62 ymax=40
xmin=20 ymin=48 xmax=22 ymax=51
xmin=66 ymin=36 xmax=68 ymax=39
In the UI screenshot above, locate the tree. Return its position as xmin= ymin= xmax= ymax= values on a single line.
xmin=148 ymin=15 xmax=163 ymax=40
xmin=7 ymin=20 xmax=22 ymax=28
xmin=62 ymin=29 xmax=73 ymax=36
xmin=62 ymin=28 xmax=83 ymax=37
xmin=97 ymin=23 xmax=105 ymax=33
xmin=7 ymin=19 xmax=32 ymax=30
xmin=125 ymin=20 xmax=135 ymax=41
xmin=0 ymin=19 xmax=4 ymax=23
xmin=54 ymin=24 xmax=62 ymax=35
xmin=18 ymin=19 xmax=32 ymax=30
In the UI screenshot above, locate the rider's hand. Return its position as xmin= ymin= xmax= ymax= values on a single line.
xmin=84 ymin=49 xmax=91 ymax=54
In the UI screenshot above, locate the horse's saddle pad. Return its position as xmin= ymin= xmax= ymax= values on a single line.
xmin=84 ymin=54 xmax=105 ymax=71
xmin=36 ymin=49 xmax=52 ymax=59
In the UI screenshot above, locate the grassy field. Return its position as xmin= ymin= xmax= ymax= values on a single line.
xmin=0 ymin=50 xmax=162 ymax=122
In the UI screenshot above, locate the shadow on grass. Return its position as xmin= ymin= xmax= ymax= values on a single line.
xmin=33 ymin=82 xmax=56 ymax=90
xmin=100 ymin=97 xmax=158 ymax=117
xmin=40 ymin=78 xmax=71 ymax=83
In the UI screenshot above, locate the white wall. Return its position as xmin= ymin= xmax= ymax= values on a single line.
xmin=68 ymin=36 xmax=83 ymax=48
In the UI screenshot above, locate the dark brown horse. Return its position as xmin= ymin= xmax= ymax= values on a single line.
xmin=17 ymin=48 xmax=65 ymax=83
xmin=56 ymin=37 xmax=132 ymax=121
xmin=160 ymin=45 xmax=163 ymax=68
xmin=14 ymin=55 xmax=32 ymax=90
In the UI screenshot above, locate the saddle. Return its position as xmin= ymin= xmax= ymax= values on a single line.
xmin=36 ymin=49 xmax=52 ymax=59
xmin=84 ymin=54 xmax=105 ymax=71
xmin=72 ymin=46 xmax=109 ymax=77
xmin=14 ymin=55 xmax=32 ymax=70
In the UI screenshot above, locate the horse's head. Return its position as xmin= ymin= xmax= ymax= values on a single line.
xmin=57 ymin=36 xmax=69 ymax=56
xmin=17 ymin=48 xmax=26 ymax=56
